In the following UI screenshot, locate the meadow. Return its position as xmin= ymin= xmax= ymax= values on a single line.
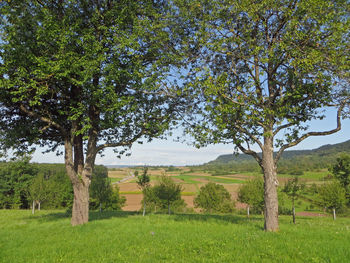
xmin=1 ymin=210 xmax=349 ymax=263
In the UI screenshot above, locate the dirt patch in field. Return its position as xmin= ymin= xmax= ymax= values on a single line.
xmin=118 ymin=183 xmax=139 ymax=192
xmin=182 ymin=196 xmax=195 ymax=208
xmin=296 ymin=212 xmax=328 ymax=217
xmin=171 ymin=177 xmax=185 ymax=183
xmin=122 ymin=194 xmax=142 ymax=211
xmin=182 ymin=184 xmax=199 ymax=192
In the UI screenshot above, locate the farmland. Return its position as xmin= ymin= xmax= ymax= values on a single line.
xmin=110 ymin=166 xmax=334 ymax=215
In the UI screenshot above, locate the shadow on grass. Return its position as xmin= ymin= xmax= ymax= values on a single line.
xmin=172 ymin=213 xmax=264 ymax=230
xmin=89 ymin=210 xmax=139 ymax=222
xmin=24 ymin=210 xmax=140 ymax=223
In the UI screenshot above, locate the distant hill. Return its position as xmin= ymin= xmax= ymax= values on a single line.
xmin=206 ymin=140 xmax=350 ymax=172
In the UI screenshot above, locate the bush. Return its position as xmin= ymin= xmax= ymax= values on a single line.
xmin=152 ymin=175 xmax=183 ymax=214
xmin=90 ymin=166 xmax=125 ymax=211
xmin=238 ymin=178 xmax=264 ymax=215
xmin=194 ymin=182 xmax=234 ymax=213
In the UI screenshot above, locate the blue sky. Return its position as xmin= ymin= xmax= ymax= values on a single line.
xmin=31 ymin=109 xmax=350 ymax=166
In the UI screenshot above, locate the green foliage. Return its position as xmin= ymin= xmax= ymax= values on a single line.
xmin=26 ymin=173 xmax=52 ymax=209
xmin=136 ymin=167 xmax=150 ymax=190
xmin=194 ymin=182 xmax=234 ymax=213
xmin=330 ymin=154 xmax=350 ymax=203
xmin=89 ymin=166 xmax=125 ymax=211
xmin=0 ymin=156 xmax=37 ymax=209
xmin=0 ymin=0 xmax=185 ymax=223
xmin=0 ymin=0 xmax=183 ymax=155
xmin=179 ymin=0 xmax=349 ymax=150
xmin=318 ymin=181 xmax=346 ymax=212
xmin=282 ymin=177 xmax=302 ymax=203
xmin=282 ymin=176 xmax=303 ymax=222
xmin=153 ymin=175 xmax=183 ymax=214
xmin=238 ymin=178 xmax=264 ymax=214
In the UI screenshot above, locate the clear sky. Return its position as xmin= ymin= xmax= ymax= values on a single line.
xmin=31 ymin=108 xmax=350 ymax=166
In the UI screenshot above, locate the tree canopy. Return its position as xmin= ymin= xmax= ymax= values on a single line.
xmin=177 ymin=0 xmax=350 ymax=231
xmin=0 ymin=0 xmax=184 ymax=225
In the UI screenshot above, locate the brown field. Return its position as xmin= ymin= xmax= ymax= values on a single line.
xmin=121 ymin=194 xmax=143 ymax=211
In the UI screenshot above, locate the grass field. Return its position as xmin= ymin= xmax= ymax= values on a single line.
xmin=1 ymin=210 xmax=349 ymax=263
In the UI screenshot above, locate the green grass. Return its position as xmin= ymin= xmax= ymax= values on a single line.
xmin=174 ymin=175 xmax=245 ymax=184
xmin=238 ymin=170 xmax=330 ymax=181
xmin=1 ymin=210 xmax=349 ymax=262
xmin=109 ymin=177 xmax=123 ymax=183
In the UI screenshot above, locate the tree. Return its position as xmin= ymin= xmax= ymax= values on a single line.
xmin=136 ymin=166 xmax=151 ymax=216
xmin=194 ymin=182 xmax=234 ymax=213
xmin=27 ymin=173 xmax=52 ymax=214
xmin=0 ymin=156 xmax=37 ymax=209
xmin=330 ymin=154 xmax=350 ymax=204
xmin=282 ymin=176 xmax=302 ymax=224
xmin=90 ymin=166 xmax=114 ymax=212
xmin=177 ymin=0 xmax=350 ymax=231
xmin=0 ymin=1 xmax=183 ymax=225
xmin=318 ymin=181 xmax=346 ymax=220
xmin=238 ymin=178 xmax=264 ymax=217
xmin=153 ymin=175 xmax=183 ymax=214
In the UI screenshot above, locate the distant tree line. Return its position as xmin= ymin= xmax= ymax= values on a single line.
xmin=0 ymin=157 xmax=124 ymax=212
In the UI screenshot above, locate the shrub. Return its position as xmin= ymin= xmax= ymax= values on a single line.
xmin=194 ymin=182 xmax=234 ymax=213
xmin=238 ymin=178 xmax=264 ymax=216
xmin=153 ymin=175 xmax=183 ymax=214
xmin=318 ymin=181 xmax=346 ymax=220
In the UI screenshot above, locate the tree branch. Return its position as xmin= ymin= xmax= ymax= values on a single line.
xmin=274 ymin=101 xmax=347 ymax=164
xmin=273 ymin=122 xmax=295 ymax=136
xmin=19 ymin=105 xmax=66 ymax=136
xmin=233 ymin=123 xmax=264 ymax=151
xmin=237 ymin=143 xmax=262 ymax=166
xmin=96 ymin=130 xmax=145 ymax=153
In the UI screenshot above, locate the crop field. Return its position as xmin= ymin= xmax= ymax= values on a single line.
xmin=111 ymin=167 xmax=332 ymax=214
xmin=1 ymin=210 xmax=349 ymax=263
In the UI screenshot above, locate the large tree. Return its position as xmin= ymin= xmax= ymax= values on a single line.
xmin=0 ymin=0 xmax=183 ymax=225
xmin=177 ymin=0 xmax=350 ymax=231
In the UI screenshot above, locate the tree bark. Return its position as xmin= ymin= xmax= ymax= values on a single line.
xmin=32 ymin=200 xmax=35 ymax=215
xmin=38 ymin=201 xmax=41 ymax=211
xmin=292 ymin=206 xmax=296 ymax=224
xmin=143 ymin=200 xmax=146 ymax=216
xmin=333 ymin=208 xmax=336 ymax=220
xmin=247 ymin=205 xmax=250 ymax=218
xmin=71 ymin=181 xmax=90 ymax=226
xmin=65 ymin=137 xmax=93 ymax=226
xmin=168 ymin=201 xmax=171 ymax=215
xmin=262 ymin=136 xmax=279 ymax=232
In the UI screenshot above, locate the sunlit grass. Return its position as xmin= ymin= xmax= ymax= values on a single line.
xmin=1 ymin=210 xmax=349 ymax=263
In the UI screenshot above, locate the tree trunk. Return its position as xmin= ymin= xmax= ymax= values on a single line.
xmin=32 ymin=200 xmax=35 ymax=215
xmin=143 ymin=200 xmax=146 ymax=216
xmin=38 ymin=201 xmax=41 ymax=211
xmin=168 ymin=201 xmax=171 ymax=215
xmin=99 ymin=202 xmax=102 ymax=213
xmin=64 ymin=133 xmax=94 ymax=226
xmin=333 ymin=208 xmax=336 ymax=220
xmin=292 ymin=206 xmax=296 ymax=224
xmin=71 ymin=181 xmax=90 ymax=226
xmin=262 ymin=136 xmax=279 ymax=232
xmin=247 ymin=205 xmax=250 ymax=218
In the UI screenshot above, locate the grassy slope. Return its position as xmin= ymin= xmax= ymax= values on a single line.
xmin=1 ymin=210 xmax=350 ymax=263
